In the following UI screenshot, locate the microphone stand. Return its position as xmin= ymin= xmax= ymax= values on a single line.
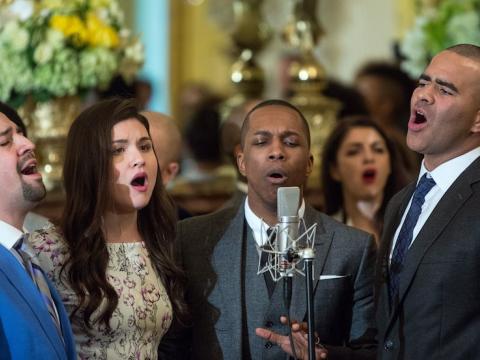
xmin=303 ymin=248 xmax=315 ymax=360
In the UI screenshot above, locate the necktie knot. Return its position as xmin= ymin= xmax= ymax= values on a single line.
xmin=413 ymin=174 xmax=436 ymax=204
xmin=14 ymin=234 xmax=32 ymax=261
xmin=14 ymin=234 xmax=26 ymax=250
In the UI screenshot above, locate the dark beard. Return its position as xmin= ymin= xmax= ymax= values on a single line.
xmin=22 ymin=178 xmax=46 ymax=202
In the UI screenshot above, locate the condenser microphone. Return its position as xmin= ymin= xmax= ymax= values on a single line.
xmin=277 ymin=186 xmax=300 ymax=275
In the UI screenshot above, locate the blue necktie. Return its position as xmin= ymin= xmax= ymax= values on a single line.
xmin=389 ymin=174 xmax=436 ymax=305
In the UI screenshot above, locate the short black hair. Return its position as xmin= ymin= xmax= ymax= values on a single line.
xmin=445 ymin=43 xmax=480 ymax=61
xmin=240 ymin=99 xmax=310 ymax=148
xmin=0 ymin=101 xmax=27 ymax=136
xmin=184 ymin=105 xmax=222 ymax=163
xmin=356 ymin=62 xmax=415 ymax=111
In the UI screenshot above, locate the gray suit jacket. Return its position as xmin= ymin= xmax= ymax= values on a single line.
xmin=376 ymin=157 xmax=480 ymax=360
xmin=178 ymin=202 xmax=376 ymax=359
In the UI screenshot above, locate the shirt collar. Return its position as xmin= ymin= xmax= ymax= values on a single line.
xmin=244 ymin=197 xmax=305 ymax=246
xmin=0 ymin=219 xmax=24 ymax=250
xmin=419 ymin=147 xmax=480 ymax=192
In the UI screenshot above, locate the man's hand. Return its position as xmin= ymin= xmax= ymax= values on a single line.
xmin=256 ymin=316 xmax=328 ymax=359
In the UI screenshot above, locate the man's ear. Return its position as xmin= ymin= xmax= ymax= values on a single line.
xmin=236 ymin=148 xmax=247 ymax=177
xmin=306 ymin=153 xmax=314 ymax=176
xmin=162 ymin=162 xmax=180 ymax=185
xmin=471 ymin=109 xmax=480 ymax=134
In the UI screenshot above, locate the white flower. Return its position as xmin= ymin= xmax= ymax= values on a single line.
xmin=34 ymin=43 xmax=54 ymax=64
xmin=0 ymin=0 xmax=143 ymax=105
xmin=447 ymin=11 xmax=480 ymax=46
xmin=124 ymin=39 xmax=144 ymax=64
xmin=6 ymin=0 xmax=34 ymax=21
xmin=1 ymin=21 xmax=29 ymax=51
xmin=400 ymin=18 xmax=429 ymax=77
xmin=45 ymin=29 xmax=64 ymax=50
xmin=401 ymin=1 xmax=480 ymax=78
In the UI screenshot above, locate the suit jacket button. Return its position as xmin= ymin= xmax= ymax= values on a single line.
xmin=265 ymin=321 xmax=273 ymax=328
xmin=265 ymin=341 xmax=273 ymax=349
xmin=384 ymin=340 xmax=394 ymax=350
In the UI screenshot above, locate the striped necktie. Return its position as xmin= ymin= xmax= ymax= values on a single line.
xmin=14 ymin=234 xmax=63 ymax=338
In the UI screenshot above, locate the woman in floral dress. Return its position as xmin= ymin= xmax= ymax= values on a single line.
xmin=30 ymin=98 xmax=187 ymax=359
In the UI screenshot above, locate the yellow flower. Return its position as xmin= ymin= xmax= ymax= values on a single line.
xmin=50 ymin=14 xmax=88 ymax=47
xmin=85 ymin=12 xmax=119 ymax=48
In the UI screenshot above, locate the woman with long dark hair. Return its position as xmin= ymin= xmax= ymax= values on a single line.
xmin=30 ymin=98 xmax=187 ymax=358
xmin=321 ymin=116 xmax=409 ymax=243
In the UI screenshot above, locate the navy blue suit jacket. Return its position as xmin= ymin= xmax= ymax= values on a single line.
xmin=0 ymin=244 xmax=76 ymax=359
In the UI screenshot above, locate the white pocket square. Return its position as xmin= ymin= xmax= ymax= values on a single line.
xmin=319 ymin=274 xmax=349 ymax=280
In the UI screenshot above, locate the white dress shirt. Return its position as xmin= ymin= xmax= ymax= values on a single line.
xmin=0 ymin=219 xmax=26 ymax=265
xmin=244 ymin=197 xmax=305 ymax=247
xmin=389 ymin=147 xmax=480 ymax=261
xmin=0 ymin=219 xmax=23 ymax=250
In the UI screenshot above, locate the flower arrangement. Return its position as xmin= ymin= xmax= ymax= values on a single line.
xmin=400 ymin=0 xmax=480 ymax=77
xmin=0 ymin=0 xmax=144 ymax=107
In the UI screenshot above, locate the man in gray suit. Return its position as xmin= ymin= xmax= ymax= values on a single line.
xmin=178 ymin=99 xmax=377 ymax=359
xmin=376 ymin=44 xmax=480 ymax=359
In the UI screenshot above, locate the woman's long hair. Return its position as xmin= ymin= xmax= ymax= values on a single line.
xmin=61 ymin=98 xmax=187 ymax=329
xmin=321 ymin=116 xmax=408 ymax=232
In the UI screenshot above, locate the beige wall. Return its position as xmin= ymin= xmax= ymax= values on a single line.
xmin=170 ymin=0 xmax=232 ymax=120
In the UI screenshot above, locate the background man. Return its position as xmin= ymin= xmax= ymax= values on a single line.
xmin=142 ymin=111 xmax=191 ymax=220
xmin=376 ymin=43 xmax=480 ymax=359
xmin=178 ymin=99 xmax=376 ymax=359
xmin=142 ymin=111 xmax=182 ymax=186
xmin=0 ymin=102 xmax=76 ymax=359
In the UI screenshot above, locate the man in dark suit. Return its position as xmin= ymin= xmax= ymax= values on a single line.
xmin=178 ymin=99 xmax=377 ymax=359
xmin=0 ymin=102 xmax=76 ymax=359
xmin=376 ymin=43 xmax=480 ymax=360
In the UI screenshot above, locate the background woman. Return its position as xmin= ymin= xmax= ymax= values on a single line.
xmin=30 ymin=98 xmax=187 ymax=359
xmin=321 ymin=116 xmax=409 ymax=243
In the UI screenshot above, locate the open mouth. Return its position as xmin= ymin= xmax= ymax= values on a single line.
xmin=130 ymin=173 xmax=147 ymax=190
xmin=267 ymin=170 xmax=287 ymax=184
xmin=20 ymin=162 xmax=38 ymax=176
xmin=362 ymin=169 xmax=376 ymax=183
xmin=414 ymin=110 xmax=427 ymax=124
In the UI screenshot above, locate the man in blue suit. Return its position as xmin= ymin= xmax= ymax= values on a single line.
xmin=0 ymin=102 xmax=76 ymax=359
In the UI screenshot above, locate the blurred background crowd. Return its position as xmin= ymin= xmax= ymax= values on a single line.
xmin=0 ymin=0 xmax=472 ymax=234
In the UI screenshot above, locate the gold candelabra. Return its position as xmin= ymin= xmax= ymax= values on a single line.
xmin=221 ymin=0 xmax=271 ymax=119
xmin=283 ymin=0 xmax=339 ymax=189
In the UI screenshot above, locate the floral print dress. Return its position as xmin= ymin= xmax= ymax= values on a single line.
xmin=29 ymin=226 xmax=172 ymax=360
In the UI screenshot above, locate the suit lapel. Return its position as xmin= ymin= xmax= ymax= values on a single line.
xmin=396 ymin=171 xmax=476 ymax=304
xmin=380 ymin=183 xmax=416 ymax=318
xmin=291 ymin=206 xmax=334 ymax=322
xmin=0 ymin=245 xmax=65 ymax=358
xmin=388 ymin=160 xmax=480 ymax=325
xmin=211 ymin=206 xmax=245 ymax=354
